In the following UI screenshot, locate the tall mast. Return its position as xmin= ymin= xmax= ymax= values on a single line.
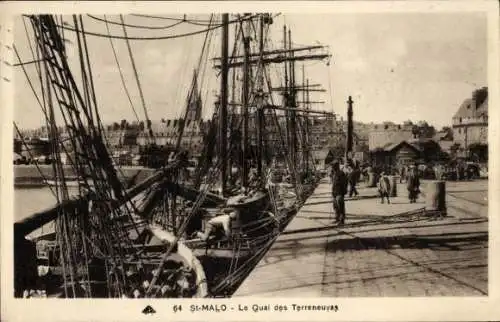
xmin=305 ymin=78 xmax=311 ymax=171
xmin=288 ymin=29 xmax=297 ymax=169
xmin=256 ymin=14 xmax=265 ymax=181
xmin=228 ymin=35 xmax=237 ymax=183
xmin=242 ymin=17 xmax=251 ymax=189
xmin=301 ymin=64 xmax=307 ymax=171
xmin=211 ymin=16 xmax=331 ymax=179
xmin=219 ymin=13 xmax=229 ymax=196
xmin=283 ymin=25 xmax=290 ymax=160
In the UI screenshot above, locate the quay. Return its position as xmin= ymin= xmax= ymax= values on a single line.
xmin=235 ymin=178 xmax=488 ymax=297
xmin=14 ymin=165 xmax=155 ymax=187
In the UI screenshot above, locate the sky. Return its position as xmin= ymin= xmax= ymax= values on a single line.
xmin=13 ymin=12 xmax=487 ymax=130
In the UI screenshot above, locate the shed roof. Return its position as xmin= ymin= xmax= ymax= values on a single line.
xmin=384 ymin=140 xmax=421 ymax=153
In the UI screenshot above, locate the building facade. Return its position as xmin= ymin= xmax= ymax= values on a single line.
xmin=452 ymin=87 xmax=488 ymax=161
xmin=136 ymin=119 xmax=207 ymax=157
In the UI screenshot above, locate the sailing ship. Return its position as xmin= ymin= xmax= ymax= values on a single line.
xmin=13 ymin=13 xmax=332 ymax=298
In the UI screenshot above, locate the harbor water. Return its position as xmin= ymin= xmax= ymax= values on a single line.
xmin=15 ymin=187 xmax=57 ymax=221
xmin=15 ymin=187 xmax=81 ymax=222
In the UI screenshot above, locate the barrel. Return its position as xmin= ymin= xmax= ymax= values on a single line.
xmin=425 ymin=181 xmax=446 ymax=213
xmin=389 ymin=176 xmax=398 ymax=197
xmin=368 ymin=172 xmax=377 ymax=187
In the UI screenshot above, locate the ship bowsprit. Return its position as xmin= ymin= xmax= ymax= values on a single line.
xmin=23 ymin=225 xmax=209 ymax=298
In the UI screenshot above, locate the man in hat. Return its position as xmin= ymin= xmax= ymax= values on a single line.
xmin=330 ymin=161 xmax=348 ymax=225
xmin=407 ymin=165 xmax=420 ymax=203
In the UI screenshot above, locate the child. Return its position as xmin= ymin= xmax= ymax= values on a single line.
xmin=377 ymin=172 xmax=391 ymax=204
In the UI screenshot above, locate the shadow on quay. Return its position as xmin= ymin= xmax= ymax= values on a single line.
xmin=323 ymin=231 xmax=487 ymax=253
xmin=304 ymin=195 xmax=379 ymax=206
xmin=259 ymin=229 xmax=488 ymax=295
xmin=273 ymin=227 xmax=487 ymax=255
xmin=280 ymin=217 xmax=487 ymax=243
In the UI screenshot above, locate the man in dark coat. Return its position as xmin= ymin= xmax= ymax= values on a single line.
xmin=407 ymin=166 xmax=421 ymax=203
xmin=330 ymin=161 xmax=348 ymax=225
xmin=347 ymin=165 xmax=360 ymax=197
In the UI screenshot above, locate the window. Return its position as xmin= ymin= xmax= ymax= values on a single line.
xmin=458 ymin=129 xmax=461 ymax=134
xmin=459 ymin=117 xmax=462 ymax=123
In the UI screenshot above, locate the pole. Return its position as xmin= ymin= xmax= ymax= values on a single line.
xmin=219 ymin=13 xmax=229 ymax=196
xmin=346 ymin=95 xmax=354 ymax=160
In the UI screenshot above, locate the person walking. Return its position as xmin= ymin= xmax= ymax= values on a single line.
xmin=330 ymin=161 xmax=348 ymax=225
xmin=348 ymin=164 xmax=360 ymax=197
xmin=377 ymin=171 xmax=391 ymax=204
xmin=399 ymin=164 xmax=407 ymax=183
xmin=407 ymin=165 xmax=421 ymax=203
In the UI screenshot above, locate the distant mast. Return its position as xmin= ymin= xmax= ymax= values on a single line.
xmin=219 ymin=13 xmax=229 ymax=196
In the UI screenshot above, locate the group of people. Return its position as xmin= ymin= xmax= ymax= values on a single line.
xmin=330 ymin=160 xmax=422 ymax=225
xmin=378 ymin=165 xmax=421 ymax=204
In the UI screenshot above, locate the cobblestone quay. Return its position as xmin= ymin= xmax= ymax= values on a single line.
xmin=235 ymin=178 xmax=488 ymax=297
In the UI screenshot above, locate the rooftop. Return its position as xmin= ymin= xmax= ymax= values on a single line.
xmin=453 ymin=87 xmax=488 ymax=120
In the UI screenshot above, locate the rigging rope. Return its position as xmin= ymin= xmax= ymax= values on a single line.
xmin=52 ymin=15 xmax=257 ymax=41
xmin=102 ymin=15 xmax=140 ymax=122
xmin=14 ymin=38 xmax=80 ymax=181
xmin=13 ymin=41 xmax=87 ymax=201
xmin=22 ymin=17 xmax=41 ymax=76
xmin=131 ymin=13 xmax=252 ymax=25
xmin=175 ymin=14 xmax=214 ymax=152
xmin=119 ymin=15 xmax=154 ymax=141
xmin=88 ymin=14 xmax=185 ymax=30
xmin=31 ymin=15 xmax=145 ymax=296
xmin=73 ymin=16 xmax=94 ymax=124
xmin=265 ymin=65 xmax=305 ymax=200
xmin=327 ymin=63 xmax=335 ymax=114
xmin=79 ymin=14 xmax=144 ymax=244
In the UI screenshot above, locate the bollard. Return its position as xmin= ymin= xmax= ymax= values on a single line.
xmin=368 ymin=172 xmax=377 ymax=187
xmin=425 ymin=180 xmax=446 ymax=215
xmin=389 ymin=175 xmax=398 ymax=197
